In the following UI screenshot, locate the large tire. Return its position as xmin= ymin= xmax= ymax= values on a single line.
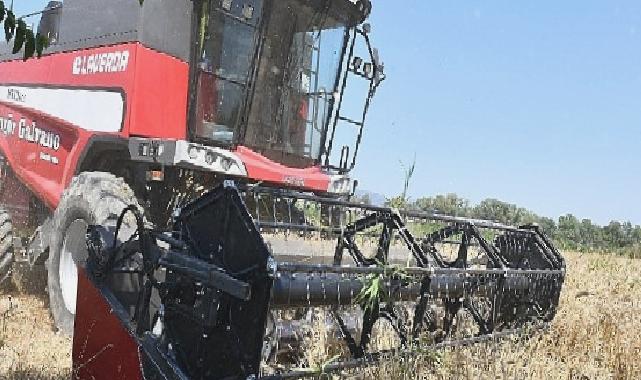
xmin=47 ymin=172 xmax=141 ymax=336
xmin=0 ymin=209 xmax=13 ymax=286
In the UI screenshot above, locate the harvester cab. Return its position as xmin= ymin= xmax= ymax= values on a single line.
xmin=191 ymin=0 xmax=383 ymax=177
xmin=120 ymin=0 xmax=383 ymax=197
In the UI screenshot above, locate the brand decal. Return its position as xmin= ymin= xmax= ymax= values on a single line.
xmin=283 ymin=176 xmax=305 ymax=187
xmin=0 ymin=113 xmax=61 ymax=164
xmin=72 ymin=50 xmax=130 ymax=75
xmin=19 ymin=121 xmax=61 ymax=152
xmin=0 ymin=113 xmax=16 ymax=136
xmin=6 ymin=88 xmax=25 ymax=103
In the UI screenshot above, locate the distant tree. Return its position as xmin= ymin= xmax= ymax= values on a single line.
xmin=579 ymin=219 xmax=593 ymax=248
xmin=384 ymin=175 xmax=641 ymax=257
xmin=633 ymin=226 xmax=641 ymax=244
xmin=537 ymin=216 xmax=557 ymax=237
xmin=622 ymin=221 xmax=634 ymax=247
xmin=603 ymin=221 xmax=623 ymax=248
xmin=471 ymin=198 xmax=530 ymax=225
xmin=557 ymin=214 xmax=580 ymax=250
xmin=414 ymin=193 xmax=469 ymax=216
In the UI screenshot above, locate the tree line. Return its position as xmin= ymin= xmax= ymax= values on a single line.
xmin=366 ymin=192 xmax=641 ymax=258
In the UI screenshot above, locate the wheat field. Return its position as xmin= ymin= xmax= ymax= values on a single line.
xmin=364 ymin=252 xmax=641 ymax=379
xmin=0 ymin=251 xmax=640 ymax=379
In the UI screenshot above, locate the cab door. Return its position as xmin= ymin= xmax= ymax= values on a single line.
xmin=190 ymin=0 xmax=265 ymax=145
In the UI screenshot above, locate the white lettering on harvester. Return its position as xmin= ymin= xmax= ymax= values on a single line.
xmin=6 ymin=88 xmax=25 ymax=103
xmin=17 ymin=118 xmax=61 ymax=151
xmin=0 ymin=113 xmax=62 ymax=165
xmin=72 ymin=50 xmax=130 ymax=75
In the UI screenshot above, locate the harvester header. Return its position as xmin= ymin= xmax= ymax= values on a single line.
xmin=73 ymin=182 xmax=565 ymax=379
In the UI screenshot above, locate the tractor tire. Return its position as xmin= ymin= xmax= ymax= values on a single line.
xmin=0 ymin=209 xmax=13 ymax=287
xmin=47 ymin=172 xmax=141 ymax=336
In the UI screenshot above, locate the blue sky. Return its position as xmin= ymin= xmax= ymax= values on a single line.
xmin=9 ymin=1 xmax=641 ymax=225
xmin=356 ymin=1 xmax=641 ymax=225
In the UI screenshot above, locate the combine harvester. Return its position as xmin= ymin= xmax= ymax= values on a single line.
xmin=0 ymin=0 xmax=565 ymax=378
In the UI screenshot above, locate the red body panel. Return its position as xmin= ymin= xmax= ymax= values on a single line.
xmin=0 ymin=43 xmax=188 ymax=208
xmin=73 ymin=269 xmax=143 ymax=380
xmin=0 ymin=42 xmax=332 ymax=210
xmin=129 ymin=46 xmax=189 ymax=139
xmin=0 ymin=101 xmax=89 ymax=207
xmin=235 ymin=146 xmax=331 ymax=190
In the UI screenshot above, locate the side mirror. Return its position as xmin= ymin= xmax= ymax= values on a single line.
xmin=371 ymin=48 xmax=385 ymax=86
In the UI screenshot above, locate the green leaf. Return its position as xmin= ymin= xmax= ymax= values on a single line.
xmin=139 ymin=0 xmax=144 ymax=5
xmin=23 ymin=29 xmax=35 ymax=60
xmin=354 ymin=274 xmax=383 ymax=313
xmin=35 ymin=34 xmax=49 ymax=58
xmin=12 ymin=20 xmax=26 ymax=54
xmin=0 ymin=2 xmax=5 ymax=23
xmin=4 ymin=10 xmax=15 ymax=42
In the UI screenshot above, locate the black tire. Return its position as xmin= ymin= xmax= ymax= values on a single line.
xmin=47 ymin=172 xmax=141 ymax=336
xmin=0 ymin=209 xmax=13 ymax=286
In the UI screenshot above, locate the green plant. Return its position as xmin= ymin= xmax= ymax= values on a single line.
xmin=0 ymin=0 xmax=147 ymax=59
xmin=0 ymin=1 xmax=50 ymax=59
xmin=354 ymin=261 xmax=410 ymax=313
xmin=400 ymin=157 xmax=415 ymax=203
xmin=386 ymin=156 xmax=416 ymax=210
xmin=415 ymin=347 xmax=444 ymax=366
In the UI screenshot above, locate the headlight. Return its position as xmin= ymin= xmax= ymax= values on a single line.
xmin=188 ymin=146 xmax=199 ymax=160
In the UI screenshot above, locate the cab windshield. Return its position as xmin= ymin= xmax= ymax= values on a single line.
xmin=192 ymin=0 xmax=362 ymax=167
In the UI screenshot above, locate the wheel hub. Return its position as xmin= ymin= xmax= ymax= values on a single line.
xmin=59 ymin=219 xmax=88 ymax=315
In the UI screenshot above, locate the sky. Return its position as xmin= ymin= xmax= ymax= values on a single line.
xmin=356 ymin=1 xmax=641 ymax=225
xmin=8 ymin=1 xmax=641 ymax=225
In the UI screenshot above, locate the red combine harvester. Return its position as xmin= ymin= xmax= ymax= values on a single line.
xmin=0 ymin=0 xmax=378 ymax=330
xmin=0 ymin=1 xmax=565 ymax=379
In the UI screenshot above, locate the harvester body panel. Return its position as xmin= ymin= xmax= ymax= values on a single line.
xmin=73 ymin=267 xmax=145 ymax=380
xmin=0 ymin=42 xmax=191 ymax=208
